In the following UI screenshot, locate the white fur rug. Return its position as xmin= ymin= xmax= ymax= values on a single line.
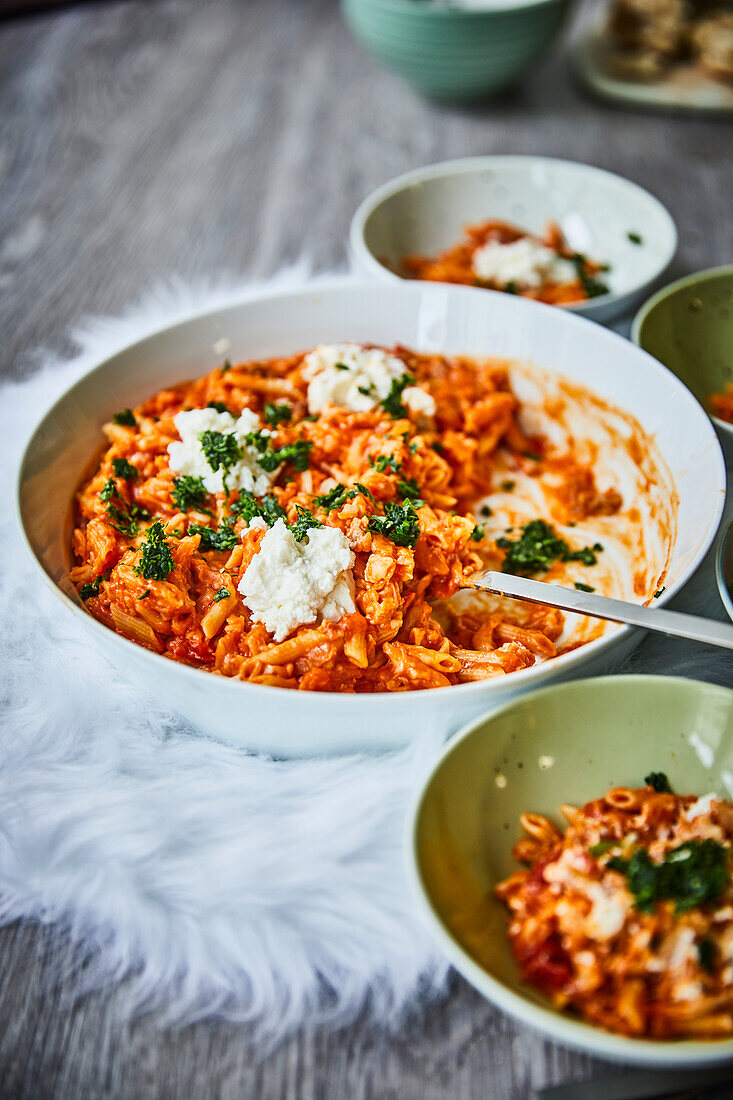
xmin=1 ymin=271 xmax=731 ymax=1041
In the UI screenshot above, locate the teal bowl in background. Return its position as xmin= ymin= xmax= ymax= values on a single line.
xmin=340 ymin=0 xmax=572 ymax=102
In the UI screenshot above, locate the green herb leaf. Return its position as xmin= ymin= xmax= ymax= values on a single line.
xmin=206 ymin=401 xmax=230 ymax=414
xmin=500 ymin=480 xmax=515 ymax=492
xmin=431 ymin=441 xmax=444 ymax=455
xmin=574 ymin=582 xmax=595 ymax=592
xmin=230 ymin=489 xmax=286 ymax=527
xmin=213 ymin=587 xmax=231 ymax=602
xmin=113 ymin=408 xmax=136 ymax=427
xmin=589 ymin=840 xmax=618 ymax=858
xmin=199 ymin=430 xmax=243 ymax=476
xmin=373 ymin=453 xmax=401 ymax=474
xmin=288 ymin=506 xmax=323 ymax=543
xmin=134 ymin=521 xmax=175 ymax=581
xmin=608 ymin=840 xmax=729 ymax=914
xmin=397 ymin=477 xmax=421 ymax=501
xmin=503 ymin=281 xmax=519 ymax=294
xmin=645 ymin=772 xmax=673 ymax=793
xmin=112 ymin=457 xmax=138 ymax=480
xmin=698 ymin=938 xmax=717 ymax=972
xmin=470 ymin=524 xmax=484 ymax=542
xmin=627 ymin=231 xmax=643 ymax=245
xmin=80 ymin=575 xmax=103 ymax=601
xmin=100 ymin=478 xmax=117 ymax=503
xmin=480 ymin=505 xmax=492 ymax=518
xmin=221 ymin=359 xmax=232 ymax=374
xmin=380 ymin=373 xmax=416 ymax=419
xmin=497 ymin=520 xmax=603 ymax=577
xmin=172 ymin=475 xmax=210 ymax=512
xmin=571 ymin=253 xmax=609 ymax=299
xmin=654 ymin=587 xmax=666 ymax=599
xmin=263 ymin=402 xmax=292 ymax=428
xmin=189 ymin=519 xmax=239 ymax=553
xmin=138 ymin=589 xmax=150 ymax=600
xmin=368 ymin=501 xmax=421 ymax=548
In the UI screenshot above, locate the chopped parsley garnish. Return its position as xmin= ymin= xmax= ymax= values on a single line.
xmin=113 ymin=408 xmax=136 ymax=427
xmin=574 ymin=582 xmax=595 ymax=592
xmin=402 ymin=433 xmax=419 ymax=455
xmin=588 ymin=840 xmax=618 ymax=859
xmin=172 ymin=475 xmax=210 ymax=513
xmin=431 ymin=441 xmax=444 ymax=455
xmin=213 ymin=587 xmax=231 ymax=602
xmin=571 ymin=253 xmax=609 ymax=299
xmin=134 ymin=521 xmax=175 ymax=581
xmin=100 ymin=478 xmax=117 ymax=502
xmin=189 ymin=519 xmax=238 ymax=553
xmin=654 ymin=587 xmax=666 ymax=598
xmin=112 ymin=457 xmax=138 ymax=480
xmin=380 ymin=373 xmax=416 ymax=419
xmin=523 ymin=450 xmax=542 ymax=462
xmin=500 ymin=480 xmax=515 ymax=492
xmin=206 ymin=401 xmax=230 ymax=414
xmin=397 ymin=477 xmax=421 ymax=501
xmin=199 ymin=430 xmax=243 ymax=479
xmin=288 ymin=507 xmax=323 ymax=543
xmin=138 ymin=589 xmax=150 ymax=600
xmin=698 ymin=938 xmax=717 ymax=972
xmin=221 ymin=359 xmax=232 ymax=374
xmin=480 ymin=505 xmax=492 ymax=518
xmin=107 ymin=504 xmax=141 ymax=537
xmin=497 ymin=520 xmax=603 ymax=577
xmin=368 ymin=501 xmax=421 ymax=549
xmin=243 ymin=431 xmax=313 ymax=473
xmin=628 ymin=231 xmax=643 ymax=245
xmin=263 ymin=402 xmax=292 ymax=428
xmin=608 ymin=839 xmax=729 ymax=914
xmin=313 ymin=482 xmax=375 ymax=511
xmin=503 ymin=281 xmax=519 ymax=295
xmin=645 ymin=772 xmax=673 ymax=793
xmin=230 ymin=489 xmax=286 ymax=527
xmin=470 ymin=525 xmax=484 ymax=542
xmin=80 ymin=575 xmax=103 ymax=601
xmin=372 ymin=453 xmax=401 ymax=473
xmin=335 ymin=362 xmax=349 ymax=371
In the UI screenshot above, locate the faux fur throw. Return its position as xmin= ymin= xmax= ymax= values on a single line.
xmin=1 ymin=272 xmax=730 ymax=1040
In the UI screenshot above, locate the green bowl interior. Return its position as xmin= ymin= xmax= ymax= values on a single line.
xmin=415 ymin=675 xmax=733 ymax=1023
xmin=634 ymin=270 xmax=733 ymax=419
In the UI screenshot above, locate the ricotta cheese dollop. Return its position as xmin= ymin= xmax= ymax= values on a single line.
xmin=302 ymin=343 xmax=436 ymax=417
xmin=238 ymin=518 xmax=356 ymax=641
xmin=472 ymin=237 xmax=577 ymax=289
xmin=167 ymin=407 xmax=275 ymax=496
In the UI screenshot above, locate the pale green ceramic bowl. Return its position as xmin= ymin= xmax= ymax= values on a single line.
xmin=409 ymin=675 xmax=733 ymax=1066
xmin=632 ymin=266 xmax=733 ymax=460
xmin=340 ymin=0 xmax=571 ymax=101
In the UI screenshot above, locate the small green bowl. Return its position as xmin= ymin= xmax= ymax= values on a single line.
xmin=632 ymin=266 xmax=733 ymax=460
xmin=409 ymin=674 xmax=733 ymax=1066
xmin=340 ymin=0 xmax=571 ymax=102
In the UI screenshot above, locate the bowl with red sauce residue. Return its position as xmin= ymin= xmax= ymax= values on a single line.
xmin=350 ymin=156 xmax=678 ymax=323
xmin=632 ymin=265 xmax=733 ymax=465
xmin=16 ymin=281 xmax=724 ymax=756
xmin=409 ymin=674 xmax=733 ymax=1066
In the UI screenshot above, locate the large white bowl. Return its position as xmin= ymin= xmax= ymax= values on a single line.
xmin=17 ymin=281 xmax=724 ymax=757
xmin=350 ymin=157 xmax=678 ymax=324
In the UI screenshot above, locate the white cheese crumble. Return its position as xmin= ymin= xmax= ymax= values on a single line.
xmin=302 ymin=343 xmax=436 ymax=417
xmin=472 ymin=237 xmax=577 ymax=289
xmin=238 ymin=518 xmax=355 ymax=641
xmin=684 ymin=793 xmax=719 ymax=821
xmin=167 ymin=407 xmax=275 ymax=496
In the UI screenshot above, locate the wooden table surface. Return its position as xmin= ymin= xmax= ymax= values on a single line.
xmin=1 ymin=2 xmax=732 ymax=1097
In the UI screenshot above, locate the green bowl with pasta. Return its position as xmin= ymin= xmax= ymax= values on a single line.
xmin=408 ymin=674 xmax=733 ymax=1065
xmin=340 ymin=0 xmax=572 ymax=101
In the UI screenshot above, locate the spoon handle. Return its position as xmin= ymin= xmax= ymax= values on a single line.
xmin=470 ymin=571 xmax=733 ymax=652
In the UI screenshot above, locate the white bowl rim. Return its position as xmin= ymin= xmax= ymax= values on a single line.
xmin=715 ymin=520 xmax=733 ymax=625
xmin=15 ymin=277 xmax=724 ymax=714
xmin=631 ymin=263 xmax=733 ymax=440
xmin=406 ymin=672 xmax=733 ymax=1067
xmin=349 ymin=155 xmax=678 ymax=313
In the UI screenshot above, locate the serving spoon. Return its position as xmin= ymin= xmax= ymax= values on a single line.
xmin=468 ymin=571 xmax=733 ymax=652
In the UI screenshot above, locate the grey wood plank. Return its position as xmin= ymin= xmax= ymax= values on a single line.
xmin=1 ymin=1 xmax=732 ymax=1097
